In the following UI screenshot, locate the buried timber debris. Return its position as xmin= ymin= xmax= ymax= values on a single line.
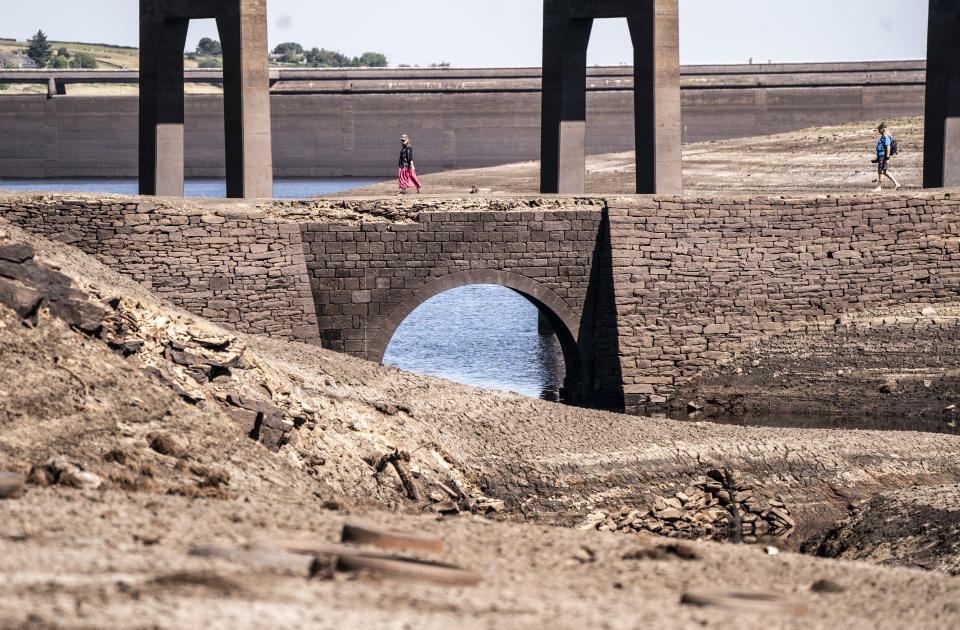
xmin=0 ymin=472 xmax=25 ymax=499
xmin=368 ymin=448 xmax=422 ymax=501
xmin=190 ymin=521 xmax=479 ymax=586
xmin=680 ymin=588 xmax=808 ymax=615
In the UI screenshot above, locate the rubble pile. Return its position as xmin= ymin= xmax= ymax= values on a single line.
xmin=0 ymin=241 xmax=304 ymax=453
xmin=585 ymin=469 xmax=795 ymax=542
xmin=0 ymin=237 xmax=503 ymax=511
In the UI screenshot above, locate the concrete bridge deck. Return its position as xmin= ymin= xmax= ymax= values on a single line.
xmin=0 ymin=60 xmax=926 ymax=93
xmin=3 ymin=190 xmax=958 ymax=414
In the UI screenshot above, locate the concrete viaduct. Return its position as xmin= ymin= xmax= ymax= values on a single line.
xmin=134 ymin=0 xmax=960 ymax=197
xmin=4 ymin=192 xmax=959 ymax=415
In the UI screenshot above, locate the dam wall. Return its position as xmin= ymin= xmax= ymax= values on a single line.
xmin=0 ymin=61 xmax=925 ymax=179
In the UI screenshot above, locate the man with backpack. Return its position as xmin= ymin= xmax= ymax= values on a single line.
xmin=873 ymin=122 xmax=901 ymax=192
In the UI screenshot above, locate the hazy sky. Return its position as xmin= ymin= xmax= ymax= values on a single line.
xmin=2 ymin=0 xmax=929 ymax=67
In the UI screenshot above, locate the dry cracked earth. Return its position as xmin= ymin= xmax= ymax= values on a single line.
xmin=2 ymin=119 xmax=960 ymax=629
xmin=337 ymin=117 xmax=923 ymax=197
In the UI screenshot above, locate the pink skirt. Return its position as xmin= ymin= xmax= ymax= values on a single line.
xmin=398 ymin=167 xmax=421 ymax=189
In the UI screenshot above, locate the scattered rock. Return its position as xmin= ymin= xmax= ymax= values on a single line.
xmin=0 ymin=472 xmax=25 ymax=498
xmin=471 ymin=497 xmax=506 ymax=514
xmin=372 ymin=401 xmax=398 ymax=415
xmin=147 ymin=432 xmax=187 ymax=458
xmin=188 ymin=332 xmax=234 ymax=350
xmin=623 ymin=542 xmax=700 ymax=561
xmin=0 ymin=243 xmax=35 ymax=263
xmin=38 ymin=457 xmax=103 ymax=490
xmin=659 ymin=508 xmax=684 ymax=522
xmin=811 ymin=579 xmax=846 ymax=593
xmin=196 ymin=467 xmax=230 ymax=489
xmin=108 ymin=471 xmax=159 ymax=493
xmin=102 ymin=449 xmax=129 ymax=465
xmin=574 ymin=546 xmax=596 ymax=563
xmin=589 ymin=469 xmax=795 ymax=542
xmin=0 ymin=278 xmax=43 ymax=324
xmin=431 ymin=499 xmax=459 ymax=514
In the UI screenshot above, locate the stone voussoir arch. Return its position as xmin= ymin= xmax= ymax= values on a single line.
xmin=366 ymin=270 xmax=582 ymax=363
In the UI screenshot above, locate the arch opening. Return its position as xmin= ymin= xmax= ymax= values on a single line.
xmin=372 ymin=272 xmax=584 ymax=403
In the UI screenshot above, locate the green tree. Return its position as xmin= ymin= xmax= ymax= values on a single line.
xmin=305 ymin=48 xmax=350 ymax=67
xmin=51 ymin=55 xmax=70 ymax=69
xmin=57 ymin=46 xmax=69 ymax=59
xmin=26 ymin=30 xmax=52 ymax=67
xmin=197 ymin=57 xmax=222 ymax=69
xmin=69 ymin=51 xmax=98 ymax=69
xmin=356 ymin=52 xmax=388 ymax=67
xmin=196 ymin=37 xmax=222 ymax=56
xmin=273 ymin=42 xmax=304 ymax=56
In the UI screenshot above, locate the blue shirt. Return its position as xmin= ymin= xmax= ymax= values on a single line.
xmin=877 ymin=134 xmax=891 ymax=157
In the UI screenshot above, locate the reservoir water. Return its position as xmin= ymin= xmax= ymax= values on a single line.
xmin=0 ymin=177 xmax=567 ymax=399
xmin=0 ymin=177 xmax=385 ymax=199
xmin=382 ymin=284 xmax=566 ymax=400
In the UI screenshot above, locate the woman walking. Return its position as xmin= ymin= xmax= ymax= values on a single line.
xmin=397 ymin=134 xmax=422 ymax=195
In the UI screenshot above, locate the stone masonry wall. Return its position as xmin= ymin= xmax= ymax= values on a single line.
xmin=0 ymin=194 xmax=320 ymax=344
xmin=296 ymin=199 xmax=624 ymax=407
xmin=607 ymin=193 xmax=960 ymax=414
xmin=4 ymin=191 xmax=960 ymax=416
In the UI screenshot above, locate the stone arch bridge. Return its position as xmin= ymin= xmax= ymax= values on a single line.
xmin=3 ymin=193 xmax=960 ymax=414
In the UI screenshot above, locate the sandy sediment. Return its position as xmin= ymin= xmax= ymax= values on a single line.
xmin=2 ymin=204 xmax=960 ymax=627
xmin=331 ymin=117 xmax=923 ymax=198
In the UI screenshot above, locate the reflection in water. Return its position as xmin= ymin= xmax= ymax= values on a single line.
xmin=382 ymin=285 xmax=566 ymax=400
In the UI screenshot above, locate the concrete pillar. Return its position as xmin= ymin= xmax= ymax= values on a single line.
xmin=923 ymin=0 xmax=960 ymax=188
xmin=139 ymin=14 xmax=189 ymax=196
xmin=541 ymin=1 xmax=593 ymax=194
xmin=540 ymin=0 xmax=681 ymax=194
xmin=217 ymin=3 xmax=273 ymax=199
xmin=629 ymin=0 xmax=681 ymax=194
xmin=139 ymin=0 xmax=273 ymax=199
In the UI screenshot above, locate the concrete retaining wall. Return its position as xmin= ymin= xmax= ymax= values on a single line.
xmin=0 ymin=62 xmax=925 ymax=179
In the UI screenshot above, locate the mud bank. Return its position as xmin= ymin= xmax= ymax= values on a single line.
xmin=807 ymin=483 xmax=960 ymax=576
xmin=673 ymin=303 xmax=960 ymax=431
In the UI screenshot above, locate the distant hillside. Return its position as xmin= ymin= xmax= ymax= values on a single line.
xmin=0 ymin=39 xmax=141 ymax=70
